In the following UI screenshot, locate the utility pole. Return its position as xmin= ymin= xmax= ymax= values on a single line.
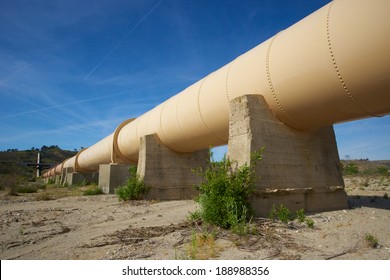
xmin=27 ymin=152 xmax=50 ymax=177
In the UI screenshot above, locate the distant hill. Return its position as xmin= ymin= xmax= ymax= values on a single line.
xmin=340 ymin=160 xmax=390 ymax=175
xmin=0 ymin=146 xmax=77 ymax=180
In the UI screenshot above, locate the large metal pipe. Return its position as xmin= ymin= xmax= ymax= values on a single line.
xmin=43 ymin=0 xmax=390 ymax=177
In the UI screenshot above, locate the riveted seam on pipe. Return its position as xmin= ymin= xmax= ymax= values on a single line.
xmin=225 ymin=62 xmax=233 ymax=103
xmin=265 ymin=32 xmax=303 ymax=129
xmin=196 ymin=76 xmax=226 ymax=143
xmin=111 ymin=118 xmax=135 ymax=163
xmin=326 ymin=2 xmax=378 ymax=118
xmin=175 ymin=94 xmax=188 ymax=140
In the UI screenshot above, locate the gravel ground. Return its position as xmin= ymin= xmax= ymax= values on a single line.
xmin=1 ymin=175 xmax=389 ymax=260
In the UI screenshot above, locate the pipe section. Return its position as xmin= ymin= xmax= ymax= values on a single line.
xmin=43 ymin=0 xmax=390 ymax=177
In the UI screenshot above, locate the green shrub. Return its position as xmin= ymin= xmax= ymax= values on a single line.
xmin=1 ymin=174 xmax=22 ymax=191
xmin=296 ymin=209 xmax=306 ymax=223
xmin=14 ymin=184 xmax=38 ymax=193
xmin=376 ymin=167 xmax=389 ymax=176
xmin=115 ymin=166 xmax=148 ymax=201
xmin=306 ymin=218 xmax=315 ymax=229
xmin=269 ymin=205 xmax=315 ymax=228
xmin=83 ymin=185 xmax=104 ymax=196
xmin=47 ymin=178 xmax=55 ymax=185
xmin=343 ymin=163 xmax=359 ymax=175
xmin=365 ymin=233 xmax=379 ymax=248
xmin=269 ymin=204 xmax=293 ymax=223
xmin=193 ymin=148 xmax=264 ymax=230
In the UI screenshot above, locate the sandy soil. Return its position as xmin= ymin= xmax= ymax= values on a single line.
xmin=1 ymin=175 xmax=389 ymax=260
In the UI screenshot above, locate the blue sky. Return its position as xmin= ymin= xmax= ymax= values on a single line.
xmin=0 ymin=0 xmax=389 ymax=160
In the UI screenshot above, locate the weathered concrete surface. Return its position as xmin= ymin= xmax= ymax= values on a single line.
xmin=98 ymin=164 xmax=131 ymax=194
xmin=228 ymin=95 xmax=348 ymax=216
xmin=61 ymin=167 xmax=73 ymax=185
xmin=64 ymin=170 xmax=99 ymax=186
xmin=65 ymin=172 xmax=86 ymax=186
xmin=138 ymin=134 xmax=208 ymax=200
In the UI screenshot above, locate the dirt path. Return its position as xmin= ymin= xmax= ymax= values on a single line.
xmin=1 ymin=175 xmax=389 ymax=260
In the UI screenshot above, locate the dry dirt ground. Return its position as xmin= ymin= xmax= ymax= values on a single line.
xmin=1 ymin=176 xmax=389 ymax=260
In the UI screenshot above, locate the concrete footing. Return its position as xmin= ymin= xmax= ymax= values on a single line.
xmin=98 ymin=164 xmax=131 ymax=194
xmin=227 ymin=95 xmax=348 ymax=216
xmin=137 ymin=134 xmax=209 ymax=200
xmin=61 ymin=167 xmax=98 ymax=186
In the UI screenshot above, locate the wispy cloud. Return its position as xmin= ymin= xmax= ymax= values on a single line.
xmin=83 ymin=0 xmax=165 ymax=81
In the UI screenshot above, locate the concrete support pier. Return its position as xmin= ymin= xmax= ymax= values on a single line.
xmin=228 ymin=95 xmax=348 ymax=216
xmin=63 ymin=168 xmax=98 ymax=186
xmin=99 ymin=164 xmax=131 ymax=194
xmin=138 ymin=134 xmax=209 ymax=200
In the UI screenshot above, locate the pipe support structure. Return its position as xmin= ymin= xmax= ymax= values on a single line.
xmin=43 ymin=0 xmax=390 ymax=179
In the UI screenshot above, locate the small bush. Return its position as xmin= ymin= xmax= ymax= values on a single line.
xmin=0 ymin=174 xmax=22 ymax=191
xmin=269 ymin=204 xmax=293 ymax=223
xmin=306 ymin=218 xmax=315 ymax=229
xmin=343 ymin=163 xmax=359 ymax=175
xmin=376 ymin=167 xmax=389 ymax=176
xmin=187 ymin=232 xmax=217 ymax=260
xmin=269 ymin=205 xmax=315 ymax=228
xmin=47 ymin=178 xmax=55 ymax=185
xmin=115 ymin=166 xmax=148 ymax=201
xmin=193 ymin=148 xmax=263 ymax=230
xmin=384 ymin=193 xmax=389 ymax=200
xmin=83 ymin=185 xmax=104 ymax=196
xmin=296 ymin=209 xmax=306 ymax=223
xmin=14 ymin=184 xmax=38 ymax=193
xmin=365 ymin=233 xmax=379 ymax=248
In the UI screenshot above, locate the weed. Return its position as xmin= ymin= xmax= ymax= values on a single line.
xmin=296 ymin=209 xmax=306 ymax=223
xmin=269 ymin=205 xmax=314 ymax=228
xmin=115 ymin=166 xmax=148 ymax=201
xmin=343 ymin=163 xmax=359 ymax=175
xmin=192 ymin=148 xmax=264 ymax=230
xmin=188 ymin=211 xmax=202 ymax=223
xmin=269 ymin=204 xmax=293 ymax=223
xmin=14 ymin=184 xmax=38 ymax=193
xmin=365 ymin=233 xmax=379 ymax=248
xmin=47 ymin=178 xmax=55 ymax=185
xmin=384 ymin=193 xmax=389 ymax=200
xmin=306 ymin=218 xmax=315 ymax=229
xmin=83 ymin=185 xmax=104 ymax=196
xmin=376 ymin=167 xmax=389 ymax=176
xmin=187 ymin=231 xmax=216 ymax=260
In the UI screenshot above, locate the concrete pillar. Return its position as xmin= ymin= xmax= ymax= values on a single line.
xmin=61 ymin=167 xmax=72 ymax=185
xmin=228 ymin=94 xmax=348 ymax=216
xmin=65 ymin=172 xmax=86 ymax=186
xmin=138 ymin=133 xmax=209 ymax=200
xmin=98 ymin=164 xmax=131 ymax=194
xmin=62 ymin=167 xmax=98 ymax=186
xmin=55 ymin=175 xmax=61 ymax=184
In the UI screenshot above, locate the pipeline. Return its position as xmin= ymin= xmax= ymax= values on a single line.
xmin=43 ymin=0 xmax=390 ymax=178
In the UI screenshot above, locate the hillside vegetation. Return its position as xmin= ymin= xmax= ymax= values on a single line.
xmin=0 ymin=146 xmax=77 ymax=184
